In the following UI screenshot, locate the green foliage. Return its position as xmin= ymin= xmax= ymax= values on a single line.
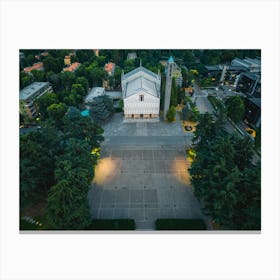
xmin=88 ymin=219 xmax=136 ymax=230
xmin=20 ymin=131 xmax=55 ymax=210
xmin=20 ymin=107 xmax=104 ymax=229
xmin=46 ymin=179 xmax=92 ymax=230
xmin=89 ymin=95 xmax=114 ymax=123
xmin=31 ymin=70 xmax=46 ymax=82
xmin=47 ymin=102 xmax=68 ymax=124
xmin=59 ymin=71 xmax=76 ymax=91
xmin=225 ymin=96 xmax=245 ymax=123
xmin=189 ymin=113 xmax=261 ymax=230
xmin=35 ymin=93 xmax=58 ymax=119
xmin=42 ymin=55 xmax=62 ymax=73
xmin=155 ymin=219 xmax=206 ymax=230
xmin=20 ymin=71 xmax=33 ymax=89
xmin=166 ymin=106 xmax=176 ymax=122
xmin=75 ymin=77 xmax=89 ymax=92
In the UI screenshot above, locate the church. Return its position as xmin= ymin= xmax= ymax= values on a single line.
xmin=121 ymin=64 xmax=161 ymax=121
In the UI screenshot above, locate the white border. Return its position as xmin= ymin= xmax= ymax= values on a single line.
xmin=1 ymin=1 xmax=280 ymax=280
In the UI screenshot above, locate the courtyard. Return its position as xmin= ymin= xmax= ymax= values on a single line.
xmin=88 ymin=113 xmax=208 ymax=230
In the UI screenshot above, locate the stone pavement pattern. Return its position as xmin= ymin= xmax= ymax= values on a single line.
xmin=88 ymin=147 xmax=205 ymax=230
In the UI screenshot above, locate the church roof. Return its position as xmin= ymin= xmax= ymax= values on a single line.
xmin=125 ymin=76 xmax=158 ymax=98
xmin=122 ymin=66 xmax=159 ymax=81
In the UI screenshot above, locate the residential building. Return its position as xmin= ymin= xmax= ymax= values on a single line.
xmin=19 ymin=82 xmax=53 ymax=121
xmin=104 ymin=62 xmax=116 ymax=76
xmin=122 ymin=65 xmax=161 ymax=121
xmin=244 ymin=97 xmax=261 ymax=128
xmin=23 ymin=62 xmax=44 ymax=73
xmin=64 ymin=55 xmax=71 ymax=66
xmin=84 ymin=87 xmax=105 ymax=108
xmin=63 ymin=62 xmax=81 ymax=72
xmin=127 ymin=52 xmax=137 ymax=60
xmin=236 ymin=72 xmax=261 ymax=97
xmin=231 ymin=57 xmax=261 ymax=73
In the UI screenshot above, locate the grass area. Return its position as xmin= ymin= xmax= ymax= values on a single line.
xmin=155 ymin=219 xmax=206 ymax=230
xmin=88 ymin=219 xmax=136 ymax=230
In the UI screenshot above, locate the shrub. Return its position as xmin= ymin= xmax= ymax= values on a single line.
xmin=155 ymin=219 xmax=206 ymax=230
xmin=88 ymin=219 xmax=136 ymax=230
xmin=166 ymin=106 xmax=176 ymax=122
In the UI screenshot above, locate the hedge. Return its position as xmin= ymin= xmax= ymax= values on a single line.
xmin=155 ymin=219 xmax=206 ymax=230
xmin=88 ymin=219 xmax=136 ymax=230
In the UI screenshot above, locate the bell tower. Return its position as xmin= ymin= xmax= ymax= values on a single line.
xmin=163 ymin=56 xmax=174 ymax=120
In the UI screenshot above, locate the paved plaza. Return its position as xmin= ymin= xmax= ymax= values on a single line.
xmin=88 ymin=113 xmax=208 ymax=230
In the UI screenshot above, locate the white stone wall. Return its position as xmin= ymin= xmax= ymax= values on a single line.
xmin=124 ymin=91 xmax=159 ymax=115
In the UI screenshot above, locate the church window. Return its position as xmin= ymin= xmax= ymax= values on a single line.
xmin=139 ymin=95 xmax=144 ymax=102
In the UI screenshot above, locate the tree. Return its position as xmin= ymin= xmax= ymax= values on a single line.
xmin=59 ymin=71 xmax=76 ymax=91
xmin=76 ymin=50 xmax=95 ymax=63
xmin=31 ymin=69 xmax=45 ymax=82
xmin=233 ymin=162 xmax=261 ymax=230
xmin=35 ymin=93 xmax=58 ymax=119
xmin=89 ymin=95 xmax=114 ymax=123
xmin=75 ymin=77 xmax=89 ymax=93
xmin=71 ymin=83 xmax=86 ymax=97
xmin=20 ymin=131 xmax=55 ymax=210
xmin=42 ymin=56 xmax=62 ymax=73
xmin=189 ymin=114 xmax=261 ymax=229
xmin=225 ymin=96 xmax=245 ymax=123
xmin=63 ymin=107 xmax=104 ymax=148
xmin=166 ymin=106 xmax=176 ymax=122
xmin=20 ymin=73 xmax=33 ymax=89
xmin=46 ymin=138 xmax=95 ymax=230
xmin=46 ymin=178 xmax=92 ymax=230
xmin=47 ymin=103 xmax=68 ymax=125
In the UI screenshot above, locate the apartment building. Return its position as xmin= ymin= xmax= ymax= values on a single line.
xmin=20 ymin=82 xmax=53 ymax=121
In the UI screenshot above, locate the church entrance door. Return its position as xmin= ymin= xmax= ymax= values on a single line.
xmin=140 ymin=114 xmax=143 ymax=118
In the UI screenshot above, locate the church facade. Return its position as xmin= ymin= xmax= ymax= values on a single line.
xmin=121 ymin=66 xmax=161 ymax=121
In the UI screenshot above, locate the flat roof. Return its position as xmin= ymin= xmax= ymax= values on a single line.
xmin=20 ymin=82 xmax=50 ymax=100
xmin=85 ymin=87 xmax=105 ymax=103
xmin=105 ymin=91 xmax=122 ymax=99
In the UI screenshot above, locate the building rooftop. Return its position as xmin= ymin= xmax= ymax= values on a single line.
xmin=125 ymin=76 xmax=158 ymax=98
xmin=168 ymin=56 xmax=174 ymax=63
xmin=105 ymin=91 xmax=122 ymax=99
xmin=104 ymin=62 xmax=116 ymax=73
xmin=122 ymin=66 xmax=160 ymax=81
xmin=85 ymin=87 xmax=105 ymax=103
xmin=23 ymin=62 xmax=43 ymax=73
xmin=127 ymin=53 xmax=137 ymax=60
xmin=63 ymin=62 xmax=81 ymax=72
xmin=20 ymin=82 xmax=50 ymax=100
xmin=249 ymin=97 xmax=261 ymax=108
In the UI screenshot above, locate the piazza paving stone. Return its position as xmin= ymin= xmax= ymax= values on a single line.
xmin=98 ymin=208 xmax=115 ymax=219
xmin=88 ymin=114 xmax=208 ymax=230
xmin=143 ymin=190 xmax=158 ymax=203
xmin=101 ymin=190 xmax=116 ymax=204
xmin=130 ymin=190 xmax=143 ymax=203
